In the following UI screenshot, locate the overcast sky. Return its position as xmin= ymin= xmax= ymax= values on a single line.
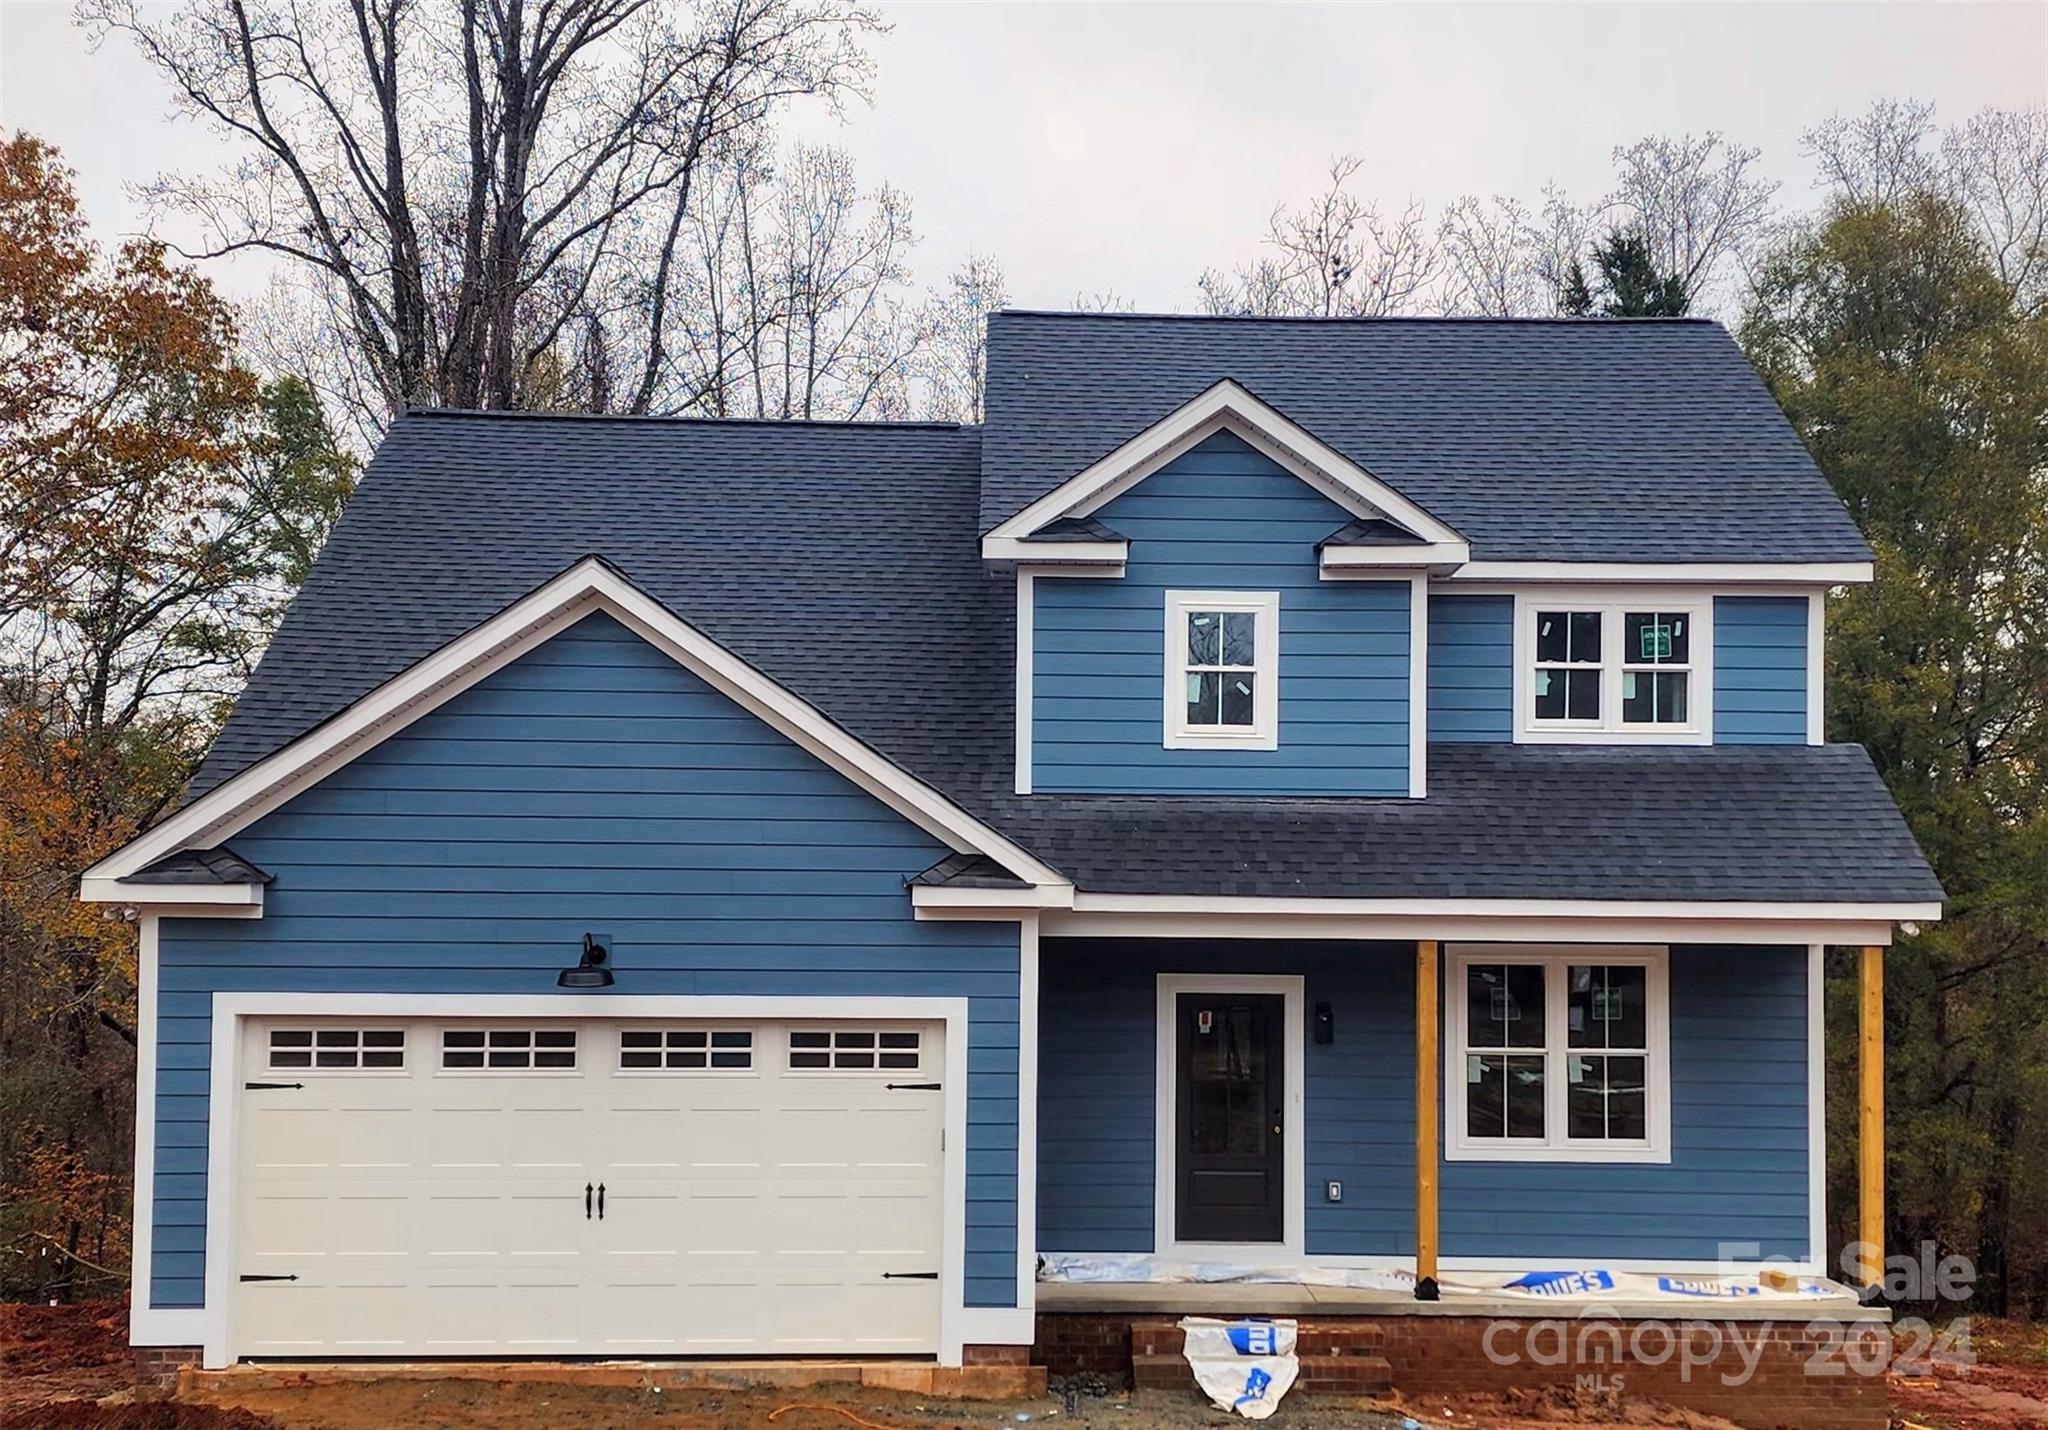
xmin=3 ymin=1 xmax=2045 ymax=310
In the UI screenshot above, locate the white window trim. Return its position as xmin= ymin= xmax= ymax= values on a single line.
xmin=1163 ymin=590 xmax=1280 ymax=751
xmin=1512 ymin=592 xmax=1714 ymax=744
xmin=1154 ymin=973 xmax=1305 ymax=1260
xmin=1443 ymin=944 xmax=1672 ymax=1165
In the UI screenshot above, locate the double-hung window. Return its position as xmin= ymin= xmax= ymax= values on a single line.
xmin=1164 ymin=590 xmax=1279 ymax=750
xmin=1517 ymin=597 xmax=1709 ymax=742
xmin=1445 ymin=945 xmax=1670 ymax=1163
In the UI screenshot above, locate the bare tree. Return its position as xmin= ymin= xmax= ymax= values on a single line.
xmin=1437 ymin=194 xmax=1539 ymax=316
xmin=672 ymin=140 xmax=922 ymax=420
xmin=919 ymin=253 xmax=1005 ymax=423
xmin=83 ymin=0 xmax=882 ymax=430
xmin=1198 ymin=157 xmax=1438 ymax=317
xmin=1803 ymin=98 xmax=1943 ymax=207
xmin=1609 ymin=132 xmax=1779 ymax=310
xmin=1943 ymin=106 xmax=2048 ymax=313
xmin=1071 ymin=287 xmax=1136 ymax=314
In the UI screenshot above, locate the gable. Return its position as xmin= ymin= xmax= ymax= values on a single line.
xmin=82 ymin=559 xmax=1065 ymax=895
xmin=1029 ymin=431 xmax=1413 ymax=798
xmin=231 ymin=611 xmax=958 ymax=890
xmin=981 ymin=377 xmax=1469 ymax=570
xmin=1096 ymin=428 xmax=1353 ymax=561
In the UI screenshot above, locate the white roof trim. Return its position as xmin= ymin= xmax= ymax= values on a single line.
xmin=82 ymin=558 xmax=1069 ymax=891
xmin=1446 ymin=561 xmax=1875 ymax=585
xmin=77 ymin=878 xmax=264 ymax=909
xmin=911 ymin=887 xmax=1939 ymax=922
xmin=981 ymin=535 xmax=1128 ymax=566
xmin=1319 ymin=540 xmax=1472 ymax=574
xmin=982 ymin=378 xmax=1469 ymax=560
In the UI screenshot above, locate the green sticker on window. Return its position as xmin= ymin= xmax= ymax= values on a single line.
xmin=1593 ymin=987 xmax=1623 ymax=1021
xmin=1638 ymin=623 xmax=1672 ymax=661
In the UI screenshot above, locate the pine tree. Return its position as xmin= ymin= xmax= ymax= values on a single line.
xmin=1590 ymin=227 xmax=1690 ymax=316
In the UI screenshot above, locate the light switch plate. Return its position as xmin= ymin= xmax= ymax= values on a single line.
xmin=1325 ymin=1180 xmax=1343 ymax=1202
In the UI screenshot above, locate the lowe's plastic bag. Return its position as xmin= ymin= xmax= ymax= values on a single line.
xmin=1178 ymin=1316 xmax=1299 ymax=1419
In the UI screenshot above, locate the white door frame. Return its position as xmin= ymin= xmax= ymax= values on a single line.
xmin=1153 ymin=974 xmax=1305 ymax=1260
xmin=196 ymin=993 xmax=1002 ymax=1368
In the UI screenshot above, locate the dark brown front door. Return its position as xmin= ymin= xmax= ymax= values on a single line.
xmin=1174 ymin=992 xmax=1285 ymax=1244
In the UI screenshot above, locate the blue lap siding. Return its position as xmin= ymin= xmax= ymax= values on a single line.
xmin=1031 ymin=430 xmax=1411 ymax=795
xmin=1713 ymin=596 xmax=1810 ymax=744
xmin=148 ymin=612 xmax=1022 ymax=1310
xmin=1425 ymin=594 xmax=1514 ymax=742
xmin=1037 ymin=941 xmax=1810 ymax=1264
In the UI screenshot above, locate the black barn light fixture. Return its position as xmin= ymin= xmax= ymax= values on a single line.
xmin=559 ymin=932 xmax=614 ymax=989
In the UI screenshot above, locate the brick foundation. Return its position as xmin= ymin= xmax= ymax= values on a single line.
xmin=960 ymin=1343 xmax=1032 ymax=1366
xmin=1032 ymin=1312 xmax=1892 ymax=1430
xmin=134 ymin=1346 xmax=202 ymax=1388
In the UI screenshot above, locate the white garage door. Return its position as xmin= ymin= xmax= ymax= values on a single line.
xmin=232 ymin=1016 xmax=945 ymax=1357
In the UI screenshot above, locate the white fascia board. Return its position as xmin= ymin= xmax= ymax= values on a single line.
xmin=1068 ymin=893 xmax=1943 ymax=920
xmin=912 ymin=883 xmax=1077 ymax=912
xmin=981 ymin=536 xmax=1128 ymax=566
xmin=79 ymin=878 xmax=263 ymax=908
xmin=1040 ymin=911 xmax=1920 ymax=947
xmin=1447 ymin=561 xmax=1875 ymax=585
xmin=982 ymin=379 xmax=1466 ymax=551
xmin=84 ymin=558 xmax=1069 ymax=893
xmin=1319 ymin=541 xmax=1471 ymax=574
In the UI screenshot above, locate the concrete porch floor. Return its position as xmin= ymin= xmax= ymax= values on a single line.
xmin=1034 ymin=1279 xmax=1883 ymax=1321
xmin=179 ymin=1357 xmax=1045 ymax=1401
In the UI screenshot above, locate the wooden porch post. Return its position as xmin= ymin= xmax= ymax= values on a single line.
xmin=1416 ymin=939 xmax=1440 ymax=1300
xmin=1858 ymin=943 xmax=1885 ymax=1290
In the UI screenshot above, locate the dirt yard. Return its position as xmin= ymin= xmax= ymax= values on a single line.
xmin=2 ymin=1299 xmax=2043 ymax=1429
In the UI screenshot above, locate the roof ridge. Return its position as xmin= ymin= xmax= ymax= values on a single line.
xmin=398 ymin=407 xmax=977 ymax=431
xmin=992 ymin=308 xmax=1722 ymax=327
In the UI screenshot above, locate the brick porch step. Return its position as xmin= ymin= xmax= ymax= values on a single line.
xmin=1128 ymin=1317 xmax=1393 ymax=1395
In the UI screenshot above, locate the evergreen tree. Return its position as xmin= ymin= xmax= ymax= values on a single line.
xmin=1590 ymin=227 xmax=1691 ymax=316
xmin=1558 ymin=259 xmax=1595 ymax=317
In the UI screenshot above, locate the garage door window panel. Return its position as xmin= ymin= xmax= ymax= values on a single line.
xmin=268 ymin=1027 xmax=405 ymax=1071
xmin=619 ymin=1028 xmax=754 ymax=1072
xmin=789 ymin=1028 xmax=922 ymax=1072
xmin=440 ymin=1028 xmax=578 ymax=1071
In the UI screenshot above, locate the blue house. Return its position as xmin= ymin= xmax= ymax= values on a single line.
xmin=84 ymin=313 xmax=1939 ymax=1377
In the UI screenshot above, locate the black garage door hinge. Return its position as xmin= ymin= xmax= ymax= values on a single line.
xmin=244 ymin=1081 xmax=304 ymax=1090
xmin=882 ymin=1271 xmax=938 ymax=1280
xmin=239 ymin=1273 xmax=298 ymax=1283
xmin=884 ymin=1082 xmax=940 ymax=1091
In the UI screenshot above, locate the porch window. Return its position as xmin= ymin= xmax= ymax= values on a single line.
xmin=1517 ymin=596 xmax=1709 ymax=743
xmin=1446 ymin=946 xmax=1670 ymax=1163
xmin=1164 ymin=590 xmax=1279 ymax=750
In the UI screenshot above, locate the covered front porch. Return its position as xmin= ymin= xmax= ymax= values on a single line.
xmin=1030 ymin=934 xmax=1892 ymax=1295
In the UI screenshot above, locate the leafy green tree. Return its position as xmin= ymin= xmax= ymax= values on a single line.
xmin=1743 ymin=194 xmax=2048 ymax=1313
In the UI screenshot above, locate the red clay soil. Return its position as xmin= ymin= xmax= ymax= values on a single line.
xmin=1889 ymin=1318 xmax=2048 ymax=1430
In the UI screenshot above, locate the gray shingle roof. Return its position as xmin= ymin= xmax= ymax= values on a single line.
xmin=980 ymin=745 xmax=1943 ymax=903
xmin=191 ymin=411 xmax=1015 ymax=810
xmin=978 ymin=311 xmax=1872 ymax=563
xmin=174 ymin=363 xmax=1933 ymax=906
xmin=128 ymin=847 xmax=273 ymax=885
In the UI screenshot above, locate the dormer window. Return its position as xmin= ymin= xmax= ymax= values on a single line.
xmin=1164 ymin=591 xmax=1279 ymax=750
xmin=1515 ymin=595 xmax=1710 ymax=744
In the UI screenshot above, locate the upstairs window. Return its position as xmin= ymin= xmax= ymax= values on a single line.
xmin=1164 ymin=591 xmax=1279 ymax=750
xmin=1517 ymin=596 xmax=1709 ymax=743
xmin=1446 ymin=946 xmax=1670 ymax=1164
